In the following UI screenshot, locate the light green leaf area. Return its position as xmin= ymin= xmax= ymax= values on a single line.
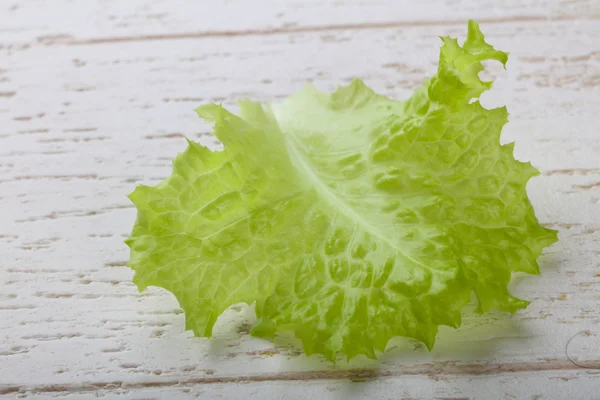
xmin=126 ymin=21 xmax=557 ymax=361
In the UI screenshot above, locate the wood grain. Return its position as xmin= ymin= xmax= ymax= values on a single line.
xmin=1 ymin=0 xmax=598 ymax=45
xmin=1 ymin=2 xmax=600 ymax=399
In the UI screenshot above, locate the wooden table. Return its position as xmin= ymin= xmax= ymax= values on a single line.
xmin=1 ymin=1 xmax=599 ymax=399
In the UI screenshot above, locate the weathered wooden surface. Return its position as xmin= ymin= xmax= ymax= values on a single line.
xmin=1 ymin=1 xmax=600 ymax=399
xmin=1 ymin=0 xmax=597 ymax=44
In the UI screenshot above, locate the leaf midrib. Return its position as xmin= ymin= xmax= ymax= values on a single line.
xmin=279 ymin=126 xmax=429 ymax=272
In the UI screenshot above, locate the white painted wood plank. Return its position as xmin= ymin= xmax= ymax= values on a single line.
xmin=0 ymin=0 xmax=598 ymax=45
xmin=1 ymin=14 xmax=599 ymax=400
xmin=3 ymin=371 xmax=600 ymax=400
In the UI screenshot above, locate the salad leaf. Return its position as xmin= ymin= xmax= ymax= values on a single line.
xmin=126 ymin=20 xmax=557 ymax=361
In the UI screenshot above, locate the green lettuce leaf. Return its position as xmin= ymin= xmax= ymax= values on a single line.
xmin=126 ymin=20 xmax=557 ymax=361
